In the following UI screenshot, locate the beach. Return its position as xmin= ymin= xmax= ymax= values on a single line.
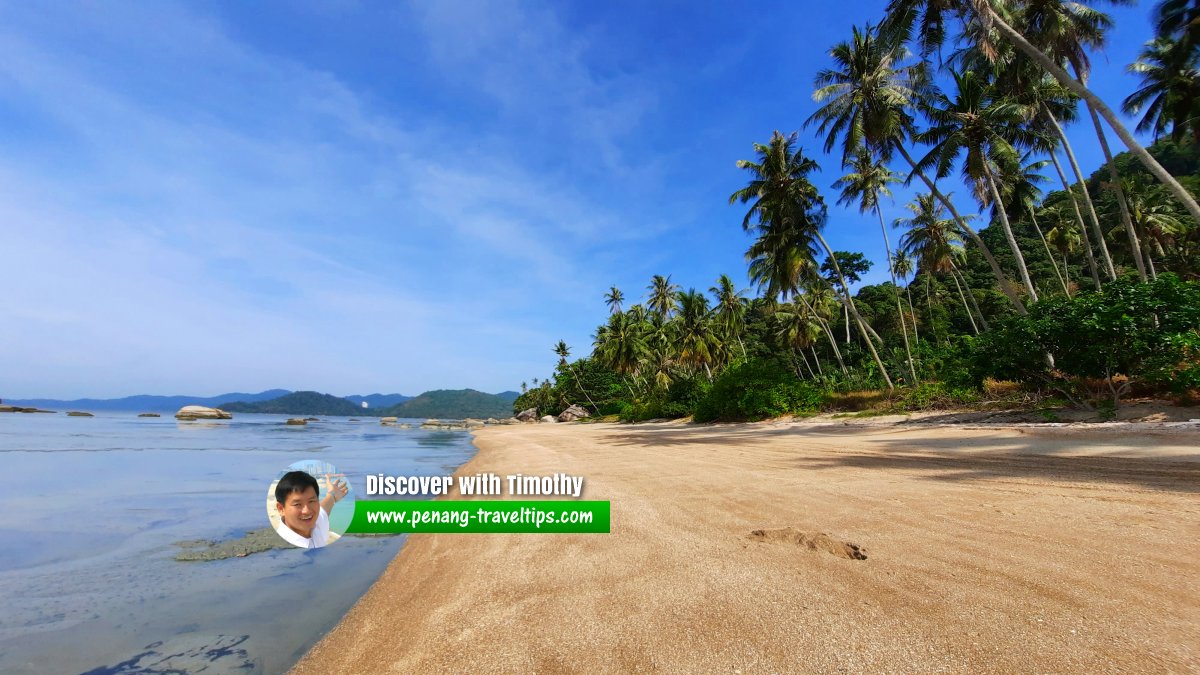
xmin=294 ymin=419 xmax=1200 ymax=673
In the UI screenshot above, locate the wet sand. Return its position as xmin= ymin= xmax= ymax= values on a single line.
xmin=293 ymin=420 xmax=1200 ymax=673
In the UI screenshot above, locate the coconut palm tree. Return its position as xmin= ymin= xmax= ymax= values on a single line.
xmin=891 ymin=249 xmax=920 ymax=345
xmin=709 ymin=274 xmax=749 ymax=361
xmin=604 ymin=286 xmax=624 ymax=315
xmin=1123 ymin=36 xmax=1200 ymax=145
xmin=1047 ymin=218 xmax=1083 ymax=290
xmin=553 ymin=340 xmax=598 ymax=411
xmin=647 ymin=275 xmax=679 ymax=320
xmin=674 ymin=289 xmax=720 ymax=379
xmin=881 ymin=0 xmax=1200 ymax=226
xmin=1002 ymin=155 xmax=1070 ymax=296
xmin=732 ymin=131 xmax=895 ymax=389
xmin=773 ymin=303 xmax=825 ymax=378
xmin=833 ymin=147 xmax=917 ymax=381
xmin=593 ymin=311 xmax=649 ymax=379
xmin=896 ymin=193 xmax=982 ymax=336
xmin=1110 ymin=177 xmax=1188 ymax=278
xmin=915 ymin=69 xmax=1041 ymax=302
xmin=807 ymin=23 xmax=1028 ymax=314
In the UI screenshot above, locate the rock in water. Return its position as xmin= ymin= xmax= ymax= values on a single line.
xmin=138 ymin=413 xmax=161 ymax=417
xmin=175 ymin=405 xmax=232 ymax=420
xmin=380 ymin=416 xmax=398 ymax=425
xmin=66 ymin=411 xmax=94 ymax=417
xmin=516 ymin=407 xmax=538 ymax=422
xmin=557 ymin=405 xmax=590 ymax=422
xmin=286 ymin=418 xmax=307 ymax=425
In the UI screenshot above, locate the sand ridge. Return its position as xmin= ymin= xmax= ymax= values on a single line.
xmin=292 ymin=421 xmax=1200 ymax=673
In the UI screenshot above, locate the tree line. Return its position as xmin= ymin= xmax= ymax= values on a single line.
xmin=514 ymin=0 xmax=1200 ymax=422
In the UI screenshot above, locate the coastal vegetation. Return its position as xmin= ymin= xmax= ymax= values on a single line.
xmin=515 ymin=0 xmax=1200 ymax=423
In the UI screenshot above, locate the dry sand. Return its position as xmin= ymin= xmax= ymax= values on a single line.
xmin=293 ymin=420 xmax=1200 ymax=673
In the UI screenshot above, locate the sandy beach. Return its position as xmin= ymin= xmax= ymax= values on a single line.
xmin=293 ymin=419 xmax=1200 ymax=673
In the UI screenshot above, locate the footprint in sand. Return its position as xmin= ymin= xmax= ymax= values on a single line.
xmin=748 ymin=527 xmax=867 ymax=560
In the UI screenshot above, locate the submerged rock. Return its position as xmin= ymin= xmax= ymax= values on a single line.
xmin=138 ymin=413 xmax=161 ymax=417
xmin=66 ymin=411 xmax=94 ymax=417
xmin=174 ymin=527 xmax=292 ymax=561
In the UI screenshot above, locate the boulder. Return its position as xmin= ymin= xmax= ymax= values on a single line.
xmin=557 ymin=405 xmax=590 ymax=423
xmin=502 ymin=417 xmax=520 ymax=425
xmin=304 ymin=417 xmax=319 ymax=422
xmin=539 ymin=415 xmax=557 ymax=424
xmin=380 ymin=417 xmax=398 ymax=425
xmin=464 ymin=418 xmax=485 ymax=428
xmin=175 ymin=405 xmax=232 ymax=420
xmin=138 ymin=413 xmax=161 ymax=418
xmin=485 ymin=417 xmax=499 ymax=425
xmin=286 ymin=418 xmax=307 ymax=426
xmin=67 ymin=411 xmax=94 ymax=417
xmin=516 ymin=407 xmax=538 ymax=422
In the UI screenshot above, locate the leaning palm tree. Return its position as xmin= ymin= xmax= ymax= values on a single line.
xmin=915 ymin=69 xmax=1041 ymax=303
xmin=553 ymin=340 xmax=598 ymax=411
xmin=1123 ymin=36 xmax=1200 ymax=146
xmin=773 ymin=303 xmax=825 ymax=378
xmin=807 ymin=23 xmax=1028 ymax=314
xmin=1002 ymin=155 xmax=1070 ymax=296
xmin=891 ymin=249 xmax=920 ymax=344
xmin=1113 ymin=177 xmax=1188 ymax=278
xmin=732 ymin=131 xmax=895 ymax=389
xmin=604 ymin=286 xmax=625 ymax=315
xmin=709 ymin=274 xmax=749 ymax=361
xmin=896 ymin=193 xmax=982 ymax=336
xmin=881 ymin=0 xmax=1200 ymax=226
xmin=647 ymin=275 xmax=680 ymax=320
xmin=833 ymin=147 xmax=917 ymax=381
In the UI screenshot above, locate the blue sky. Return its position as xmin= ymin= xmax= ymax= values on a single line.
xmin=0 ymin=0 xmax=1165 ymax=398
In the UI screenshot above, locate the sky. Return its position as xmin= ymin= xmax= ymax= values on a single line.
xmin=0 ymin=0 xmax=1167 ymax=399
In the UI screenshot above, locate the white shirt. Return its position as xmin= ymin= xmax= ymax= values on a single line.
xmin=276 ymin=508 xmax=330 ymax=549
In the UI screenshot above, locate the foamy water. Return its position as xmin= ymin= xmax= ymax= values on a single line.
xmin=0 ymin=412 xmax=476 ymax=674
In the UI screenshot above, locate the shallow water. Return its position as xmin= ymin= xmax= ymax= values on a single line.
xmin=0 ymin=412 xmax=476 ymax=674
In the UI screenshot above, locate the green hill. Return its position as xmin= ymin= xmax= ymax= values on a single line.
xmin=378 ymin=389 xmax=518 ymax=419
xmin=219 ymin=391 xmax=363 ymax=416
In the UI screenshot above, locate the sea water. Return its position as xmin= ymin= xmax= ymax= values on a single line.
xmin=0 ymin=412 xmax=477 ymax=674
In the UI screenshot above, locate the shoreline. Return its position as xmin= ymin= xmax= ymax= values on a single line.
xmin=292 ymin=417 xmax=1200 ymax=672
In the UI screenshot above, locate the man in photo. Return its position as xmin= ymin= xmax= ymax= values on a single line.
xmin=273 ymin=470 xmax=348 ymax=549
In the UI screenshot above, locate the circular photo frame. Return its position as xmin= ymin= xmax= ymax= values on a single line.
xmin=267 ymin=459 xmax=355 ymax=549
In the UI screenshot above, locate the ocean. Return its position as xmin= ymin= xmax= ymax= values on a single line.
xmin=0 ymin=411 xmax=477 ymax=674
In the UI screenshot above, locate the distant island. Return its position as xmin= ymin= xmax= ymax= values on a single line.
xmin=220 ymin=389 xmax=518 ymax=419
xmin=5 ymin=388 xmax=518 ymax=418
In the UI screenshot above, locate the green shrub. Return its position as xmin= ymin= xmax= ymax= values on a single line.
xmin=693 ymin=359 xmax=825 ymax=422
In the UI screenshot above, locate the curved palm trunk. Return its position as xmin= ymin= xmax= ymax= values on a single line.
xmin=984 ymin=170 xmax=1038 ymax=302
xmin=949 ymin=260 xmax=989 ymax=331
xmin=877 ymin=207 xmax=917 ymax=383
xmin=925 ymin=275 xmax=943 ymax=346
xmin=797 ymin=348 xmax=816 ymax=379
xmin=1047 ymin=148 xmax=1102 ymax=289
xmin=948 ymin=270 xmax=980 ymax=335
xmin=1029 ymin=206 xmax=1070 ymax=296
xmin=1084 ymin=103 xmax=1149 ymax=281
xmin=896 ymin=144 xmax=1028 ymax=315
xmin=816 ymin=232 xmax=895 ymax=390
xmin=797 ymin=294 xmax=848 ymax=376
xmin=565 ymin=362 xmax=599 ymax=412
xmin=1044 ymin=107 xmax=1115 ymax=282
xmin=905 ymin=285 xmax=919 ymax=345
xmin=986 ymin=7 xmax=1200 ymax=227
xmin=810 ymin=345 xmax=825 ymax=376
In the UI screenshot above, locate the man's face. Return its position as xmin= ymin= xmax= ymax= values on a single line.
xmin=276 ymin=486 xmax=319 ymax=534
